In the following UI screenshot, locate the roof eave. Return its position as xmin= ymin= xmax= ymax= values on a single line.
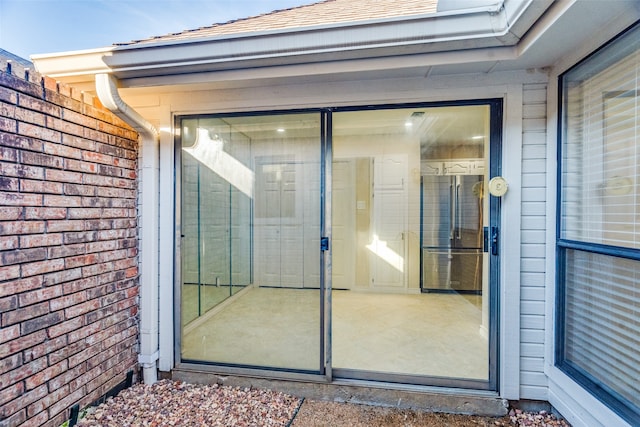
xmin=32 ymin=0 xmax=552 ymax=84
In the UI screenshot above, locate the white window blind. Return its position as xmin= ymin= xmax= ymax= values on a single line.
xmin=559 ymin=23 xmax=640 ymax=423
xmin=562 ymin=48 xmax=640 ymax=248
xmin=564 ymin=250 xmax=640 ymax=407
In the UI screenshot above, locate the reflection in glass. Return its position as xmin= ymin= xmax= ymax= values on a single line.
xmin=180 ymin=114 xmax=321 ymax=371
xmin=332 ymin=106 xmax=490 ymax=381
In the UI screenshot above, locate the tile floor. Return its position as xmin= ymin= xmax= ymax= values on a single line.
xmin=181 ymin=287 xmax=488 ymax=380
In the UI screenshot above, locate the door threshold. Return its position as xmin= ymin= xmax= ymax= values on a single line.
xmin=170 ymin=368 xmax=508 ymax=417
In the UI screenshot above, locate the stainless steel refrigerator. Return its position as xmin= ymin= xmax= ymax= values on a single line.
xmin=420 ymin=173 xmax=484 ymax=293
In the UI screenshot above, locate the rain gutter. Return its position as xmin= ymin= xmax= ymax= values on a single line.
xmin=95 ymin=73 xmax=160 ymax=384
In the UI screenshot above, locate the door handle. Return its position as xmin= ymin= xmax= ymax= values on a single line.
xmin=320 ymin=237 xmax=330 ymax=251
xmin=491 ymin=226 xmax=499 ymax=256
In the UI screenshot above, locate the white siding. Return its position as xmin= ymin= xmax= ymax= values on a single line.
xmin=520 ymin=83 xmax=549 ymax=400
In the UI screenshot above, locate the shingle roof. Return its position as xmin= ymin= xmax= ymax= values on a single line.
xmin=120 ymin=0 xmax=438 ymax=46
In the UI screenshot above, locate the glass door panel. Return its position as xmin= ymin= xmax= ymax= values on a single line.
xmin=332 ymin=104 xmax=495 ymax=384
xmin=180 ymin=113 xmax=322 ymax=372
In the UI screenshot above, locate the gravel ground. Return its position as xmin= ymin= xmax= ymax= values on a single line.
xmin=77 ymin=380 xmax=570 ymax=427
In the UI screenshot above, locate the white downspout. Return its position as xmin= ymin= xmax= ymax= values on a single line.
xmin=95 ymin=73 xmax=160 ymax=384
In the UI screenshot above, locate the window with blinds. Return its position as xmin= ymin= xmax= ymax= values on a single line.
xmin=557 ymin=23 xmax=640 ymax=425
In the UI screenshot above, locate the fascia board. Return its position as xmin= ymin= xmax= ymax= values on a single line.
xmin=118 ymin=46 xmax=517 ymax=88
xmin=32 ymin=47 xmax=114 ymax=78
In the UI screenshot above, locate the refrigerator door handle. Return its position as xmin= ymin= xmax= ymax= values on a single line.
xmin=483 ymin=227 xmax=489 ymax=252
xmin=455 ymin=181 xmax=461 ymax=240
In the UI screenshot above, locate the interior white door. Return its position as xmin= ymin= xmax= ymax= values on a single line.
xmin=332 ymin=160 xmax=356 ymax=289
xmin=254 ymin=160 xmax=305 ymax=288
xmin=370 ymin=155 xmax=407 ymax=289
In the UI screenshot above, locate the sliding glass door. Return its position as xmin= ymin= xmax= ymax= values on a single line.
xmin=179 ymin=113 xmax=323 ymax=372
xmin=177 ymin=102 xmax=500 ymax=389
xmin=329 ymin=103 xmax=500 ymax=387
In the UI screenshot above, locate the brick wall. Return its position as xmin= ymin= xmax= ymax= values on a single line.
xmin=0 ymin=58 xmax=140 ymax=427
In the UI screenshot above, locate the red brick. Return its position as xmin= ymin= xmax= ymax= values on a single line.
xmin=84 ymin=127 xmax=110 ymax=144
xmin=61 ymin=134 xmax=95 ymax=151
xmin=1 ymin=301 xmax=49 ymax=326
xmin=82 ymin=197 xmax=112 ymax=208
xmin=82 ymin=151 xmax=113 ymax=165
xmin=0 ymin=295 xmax=18 ymax=312
xmin=0 ymin=145 xmax=17 ymax=162
xmin=20 ymin=179 xmax=64 ymax=194
xmin=85 ymin=219 xmax=112 ymax=230
xmin=0 ymin=176 xmax=19 ymax=191
xmin=48 ymin=386 xmax=84 ymax=417
xmin=43 ymin=194 xmax=81 ymax=207
xmin=24 ymin=359 xmax=67 ymax=390
xmin=68 ymin=344 xmax=100 ymax=369
xmin=0 ymin=86 xmax=18 ymax=104
xmin=86 ymin=240 xmax=117 ymax=253
xmin=18 ymin=93 xmax=61 ymax=117
xmin=0 ymin=100 xmax=16 ymax=117
xmin=44 ymin=169 xmax=82 ymax=185
xmin=47 ymin=362 xmax=85 ymax=392
xmin=0 ymin=324 xmax=20 ymax=344
xmin=22 ymin=312 xmax=64 ymax=335
xmin=64 ymin=183 xmax=95 ymax=196
xmin=125 ymin=267 xmax=138 ymax=278
xmin=62 ymin=277 xmax=97 ymax=294
xmin=0 ymin=132 xmax=44 ymax=152
xmin=0 ymin=384 xmax=25 ymax=414
xmin=1 ymin=247 xmax=47 ymax=265
xmin=0 ymin=331 xmax=47 ymax=358
xmin=82 ymin=262 xmax=113 ymax=278
xmin=15 ymin=106 xmax=46 ymax=126
xmin=19 ymin=285 xmax=63 ymax=307
xmin=19 ymin=233 xmax=63 ymax=248
xmin=69 ymin=364 xmax=101 ymax=392
xmin=0 ymin=116 xmax=17 ymax=132
xmin=47 ymin=243 xmax=85 ymax=259
xmin=0 ymin=221 xmax=45 ymax=235
xmin=0 ymin=192 xmax=43 ymax=206
xmin=0 ymin=357 xmax=47 ymax=389
xmin=67 ymin=208 xmax=102 ymax=219
xmin=0 ymin=276 xmax=43 ymax=297
xmin=63 ymin=231 xmax=97 ymax=244
xmin=0 ymin=409 xmax=26 ymax=427
xmin=46 ymin=219 xmax=83 ymax=232
xmin=47 ymin=316 xmax=83 ymax=338
xmin=25 ymin=383 xmax=68 ymax=418
xmin=82 ymin=173 xmax=111 ymax=186
xmin=0 ymin=235 xmax=19 ymax=250
xmin=68 ymin=320 xmax=102 ymax=344
xmin=42 ymin=267 xmax=82 ymax=286
xmin=0 ymin=265 xmax=20 ymax=281
xmin=64 ymin=299 xmax=101 ymax=319
xmin=20 ymin=410 xmax=48 ymax=427
xmin=0 ymin=207 xmax=22 ymax=220
xmin=18 ymin=122 xmax=61 ymax=143
xmin=0 ymin=353 xmax=22 ymax=375
xmin=24 ymin=207 xmax=66 ymax=220
xmin=43 ymin=142 xmax=82 ymax=160
xmin=62 ymin=108 xmax=97 ymax=128
xmin=23 ymin=335 xmax=67 ymax=363
xmin=21 ymin=258 xmax=65 ymax=278
xmin=100 ymin=249 xmax=127 ymax=262
xmin=0 ymin=161 xmax=44 ymax=180
xmin=20 ymin=151 xmax=63 ymax=169
xmin=46 ymin=116 xmax=85 ymax=138
xmin=64 ymin=253 xmax=99 ymax=269
xmin=49 ymin=291 xmax=86 ymax=312
xmin=65 ymin=158 xmax=98 ymax=174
